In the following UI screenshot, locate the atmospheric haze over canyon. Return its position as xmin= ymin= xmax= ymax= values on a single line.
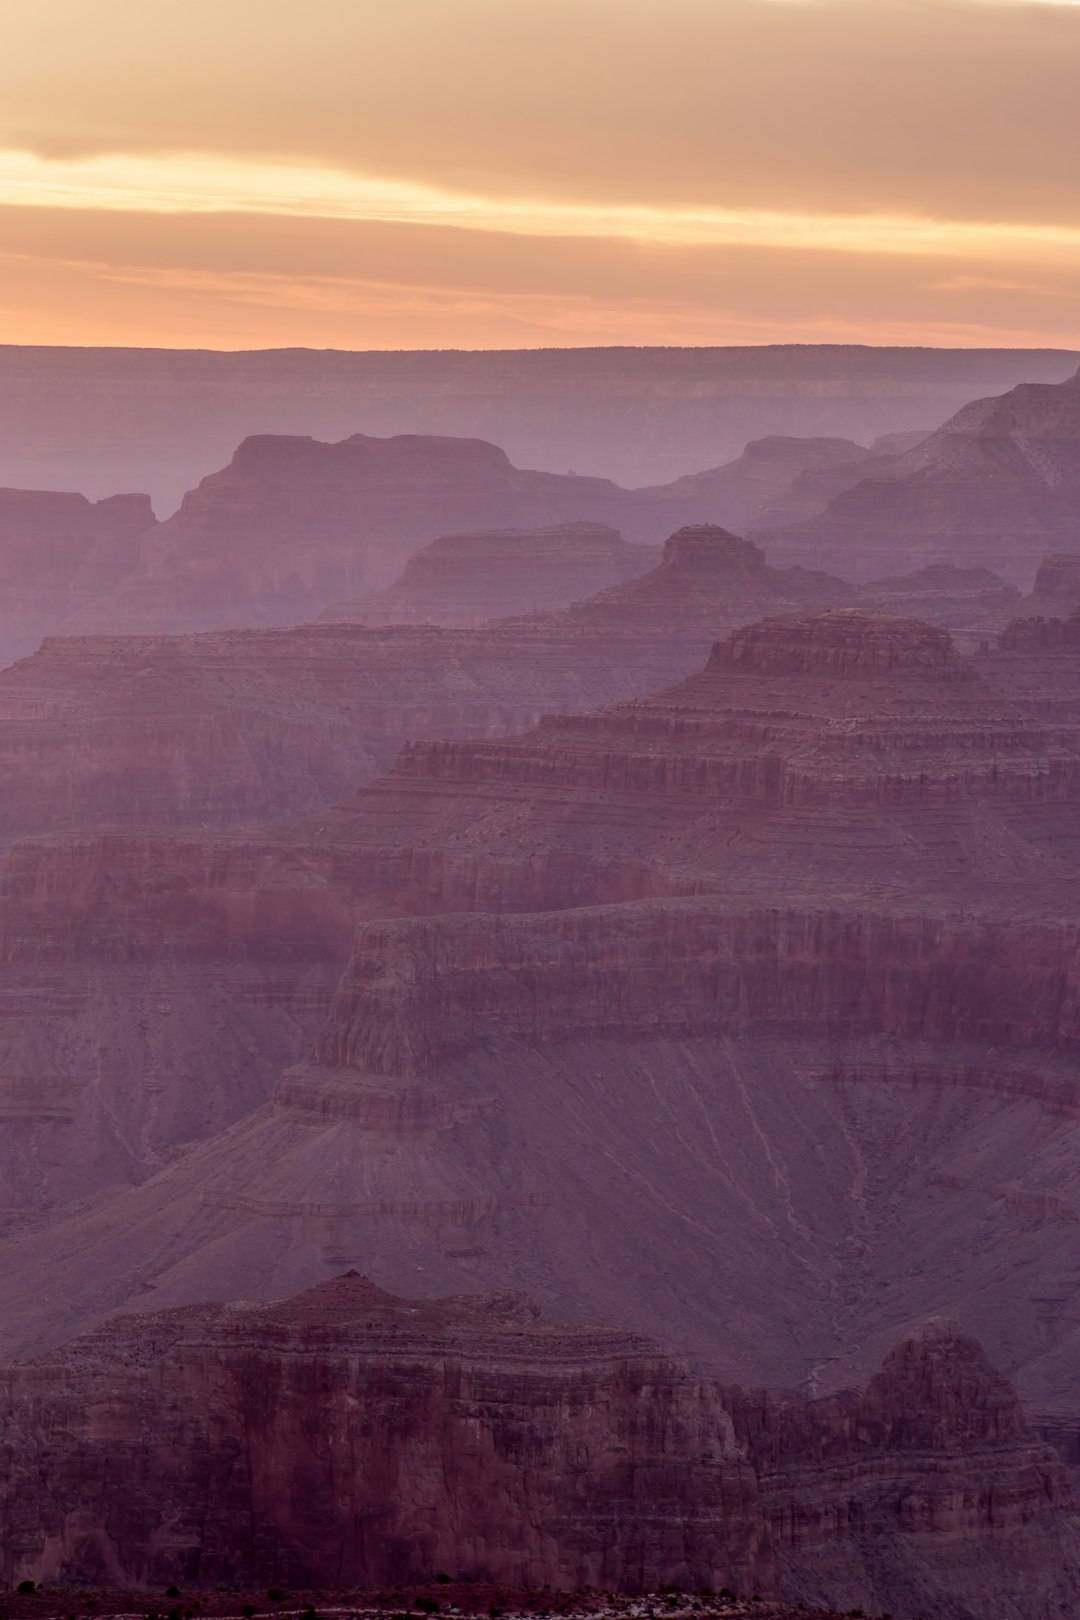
xmin=5 ymin=0 xmax=1080 ymax=1613
xmin=5 ymin=355 xmax=1080 ymax=1620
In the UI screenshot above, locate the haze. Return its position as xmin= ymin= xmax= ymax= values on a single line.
xmin=3 ymin=0 xmax=1080 ymax=349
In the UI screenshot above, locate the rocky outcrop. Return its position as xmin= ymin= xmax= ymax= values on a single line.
xmin=757 ymin=367 xmax=1080 ymax=583
xmin=0 ymin=1273 xmax=771 ymax=1595
xmin=737 ymin=1319 xmax=1080 ymax=1620
xmin=0 ymin=1278 xmax=1076 ymax=1620
xmin=0 ymin=530 xmax=1047 ymax=849
xmin=0 ymin=488 xmax=154 ymax=667
xmin=1011 ymin=552 xmax=1080 ymax=621
xmin=317 ymin=523 xmax=656 ymax=628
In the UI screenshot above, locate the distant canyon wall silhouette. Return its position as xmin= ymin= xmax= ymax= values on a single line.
xmin=3 ymin=343 xmax=1076 ymax=505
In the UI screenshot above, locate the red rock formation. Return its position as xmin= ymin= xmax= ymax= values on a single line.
xmin=735 ymin=1319 xmax=1080 ymax=1619
xmin=7 ymin=609 xmax=1080 ymax=1500
xmin=757 ymin=367 xmax=1080 ymax=583
xmin=0 ymin=488 xmax=154 ymax=666
xmin=0 ymin=1273 xmax=771 ymax=1596
xmin=0 ymin=1279 xmax=1076 ymax=1619
xmin=318 ymin=523 xmax=657 ymax=628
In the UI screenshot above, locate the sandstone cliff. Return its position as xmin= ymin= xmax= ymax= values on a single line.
xmin=0 ymin=1277 xmax=1076 ymax=1620
xmin=0 ymin=1273 xmax=770 ymax=1595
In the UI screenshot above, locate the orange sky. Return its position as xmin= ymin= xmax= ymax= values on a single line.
xmin=3 ymin=0 xmax=1080 ymax=350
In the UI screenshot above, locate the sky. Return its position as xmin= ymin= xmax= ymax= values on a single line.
xmin=2 ymin=0 xmax=1080 ymax=351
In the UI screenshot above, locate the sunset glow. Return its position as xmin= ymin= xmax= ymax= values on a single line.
xmin=3 ymin=0 xmax=1079 ymax=348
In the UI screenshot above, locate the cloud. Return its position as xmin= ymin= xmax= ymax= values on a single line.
xmin=5 ymin=149 xmax=1080 ymax=268
xmin=3 ymin=203 xmax=1079 ymax=352
xmin=3 ymin=0 xmax=1079 ymax=347
xmin=2 ymin=0 xmax=1080 ymax=225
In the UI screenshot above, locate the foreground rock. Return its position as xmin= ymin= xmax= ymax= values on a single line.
xmin=318 ymin=523 xmax=657 ymax=628
xmin=0 ymin=1273 xmax=771 ymax=1595
xmin=1 ymin=1275 xmax=1076 ymax=1620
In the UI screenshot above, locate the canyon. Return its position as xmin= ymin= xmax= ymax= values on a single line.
xmin=7 ymin=608 xmax=1080 ymax=1455
xmin=49 ymin=429 xmax=918 ymax=639
xmin=0 ymin=525 xmax=1021 ymax=849
xmin=1 ymin=1274 xmax=1077 ymax=1620
xmin=7 ymin=353 xmax=1080 ymax=1620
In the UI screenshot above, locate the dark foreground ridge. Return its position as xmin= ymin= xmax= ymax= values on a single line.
xmin=0 ymin=1585 xmax=848 ymax=1620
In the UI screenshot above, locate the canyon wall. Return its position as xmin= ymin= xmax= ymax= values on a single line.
xmin=0 ymin=1277 xmax=1076 ymax=1620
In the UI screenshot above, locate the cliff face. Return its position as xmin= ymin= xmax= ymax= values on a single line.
xmin=1 ymin=1278 xmax=1076 ymax=1620
xmin=0 ymin=489 xmax=154 ymax=666
xmin=317 ymin=523 xmax=657 ymax=628
xmin=8 ymin=611 xmax=1080 ymax=1526
xmin=0 ymin=532 xmax=1043 ymax=850
xmin=736 ymin=1320 xmax=1080 ymax=1620
xmin=758 ymin=368 xmax=1080 ymax=583
xmin=0 ymin=1273 xmax=770 ymax=1596
xmin=6 ymin=606 xmax=1080 ymax=1238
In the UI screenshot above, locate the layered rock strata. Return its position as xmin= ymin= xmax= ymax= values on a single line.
xmin=0 ymin=1277 xmax=1076 ymax=1620
xmin=10 ymin=612 xmax=1080 ymax=1408
xmin=0 ymin=528 xmax=852 ymax=846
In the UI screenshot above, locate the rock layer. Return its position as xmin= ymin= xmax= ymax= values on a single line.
xmin=0 ymin=1278 xmax=1076 ymax=1620
xmin=0 ymin=1273 xmax=770 ymax=1595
